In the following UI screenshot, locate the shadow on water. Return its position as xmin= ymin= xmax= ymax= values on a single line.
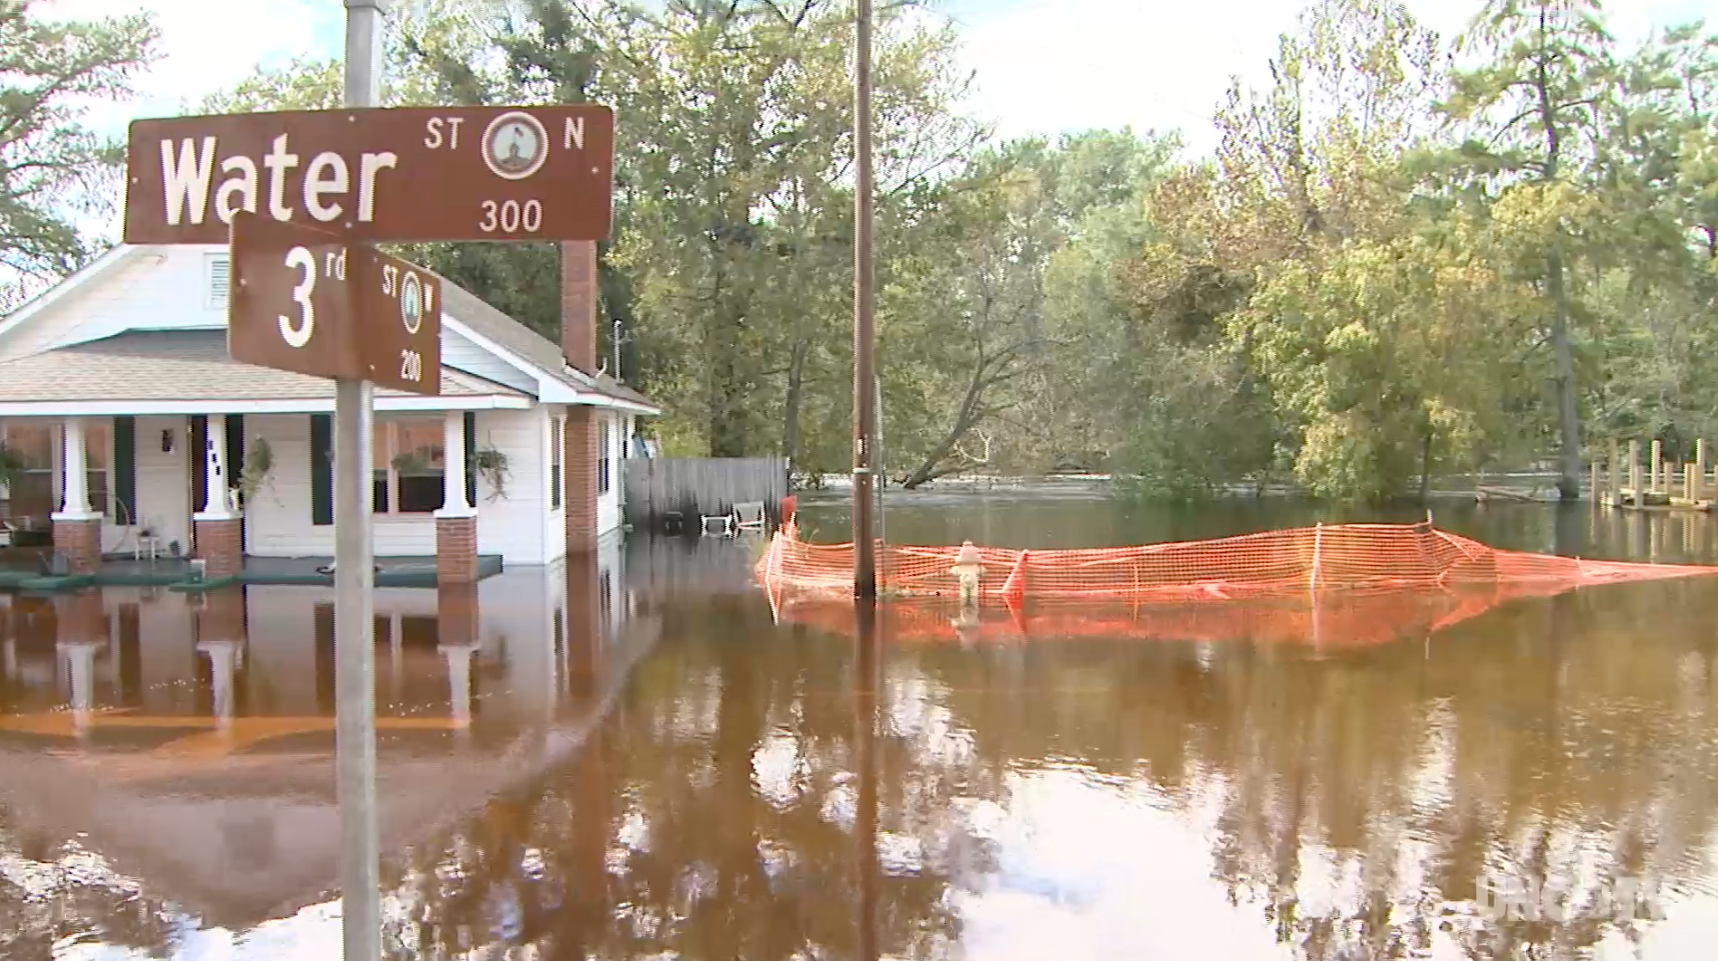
xmin=4 ymin=493 xmax=1718 ymax=958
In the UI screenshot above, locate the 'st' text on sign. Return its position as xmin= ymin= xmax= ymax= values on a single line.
xmin=127 ymin=105 xmax=614 ymax=244
xmin=229 ymin=211 xmax=441 ymax=395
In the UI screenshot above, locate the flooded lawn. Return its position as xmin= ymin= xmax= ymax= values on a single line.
xmin=5 ymin=493 xmax=1718 ymax=959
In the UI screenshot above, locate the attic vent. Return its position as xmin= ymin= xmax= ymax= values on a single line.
xmin=206 ymin=255 xmax=230 ymax=310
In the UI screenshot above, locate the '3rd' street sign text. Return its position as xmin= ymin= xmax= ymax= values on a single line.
xmin=228 ymin=211 xmax=441 ymax=395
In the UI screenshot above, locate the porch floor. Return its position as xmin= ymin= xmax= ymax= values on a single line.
xmin=0 ymin=551 xmax=503 ymax=591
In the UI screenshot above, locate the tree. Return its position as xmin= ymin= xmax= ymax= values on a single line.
xmin=1440 ymin=0 xmax=1618 ymax=499
xmin=0 ymin=0 xmax=158 ymax=308
xmin=197 ymin=56 xmax=341 ymax=114
xmin=881 ymin=144 xmax=1054 ymax=488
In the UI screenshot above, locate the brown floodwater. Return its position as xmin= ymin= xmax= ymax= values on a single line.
xmin=4 ymin=491 xmax=1718 ymax=959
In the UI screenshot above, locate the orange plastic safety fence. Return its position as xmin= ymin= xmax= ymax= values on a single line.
xmin=768 ymin=589 xmax=1507 ymax=650
xmin=756 ymin=521 xmax=1718 ymax=601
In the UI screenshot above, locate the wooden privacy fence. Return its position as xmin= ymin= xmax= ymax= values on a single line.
xmin=623 ymin=456 xmax=789 ymax=528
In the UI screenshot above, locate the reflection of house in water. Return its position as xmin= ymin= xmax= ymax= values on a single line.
xmin=0 ymin=535 xmax=661 ymax=929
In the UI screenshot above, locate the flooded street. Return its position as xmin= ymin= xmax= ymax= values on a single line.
xmin=6 ymin=492 xmax=1718 ymax=959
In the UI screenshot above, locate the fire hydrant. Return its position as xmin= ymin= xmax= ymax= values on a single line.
xmin=951 ymin=540 xmax=983 ymax=607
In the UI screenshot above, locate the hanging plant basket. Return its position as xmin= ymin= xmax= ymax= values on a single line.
xmin=471 ymin=446 xmax=511 ymax=502
xmin=234 ymin=437 xmax=276 ymax=508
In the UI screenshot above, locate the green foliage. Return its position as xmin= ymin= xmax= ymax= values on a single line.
xmin=0 ymin=440 xmax=21 ymax=493
xmin=471 ymin=446 xmax=510 ymax=501
xmin=171 ymin=0 xmax=1718 ymax=502
xmin=198 ymin=57 xmax=341 ymax=113
xmin=235 ymin=437 xmax=275 ymax=507
xmin=0 ymin=0 xmax=159 ymax=306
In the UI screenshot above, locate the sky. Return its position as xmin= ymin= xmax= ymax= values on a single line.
xmin=35 ymin=0 xmax=1718 ymax=241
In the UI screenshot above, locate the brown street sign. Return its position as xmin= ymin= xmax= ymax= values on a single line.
xmin=128 ymin=105 xmax=614 ymax=244
xmin=228 ymin=211 xmax=361 ymax=380
xmin=228 ymin=210 xmax=442 ymax=396
xmin=356 ymin=248 xmax=441 ymax=395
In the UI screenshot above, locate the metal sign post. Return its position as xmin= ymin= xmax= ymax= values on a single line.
xmin=338 ymin=2 xmax=384 ymax=958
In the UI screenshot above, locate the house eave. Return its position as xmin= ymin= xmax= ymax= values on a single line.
xmin=0 ymin=245 xmax=142 ymax=343
xmin=536 ymin=378 xmax=661 ymax=415
xmin=0 ymin=395 xmax=533 ymax=416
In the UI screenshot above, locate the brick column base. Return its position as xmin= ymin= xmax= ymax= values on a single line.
xmin=437 ymin=585 xmax=480 ymax=645
xmin=193 ymin=517 xmax=244 ymax=579
xmin=564 ymin=409 xmax=598 ymax=553
xmin=197 ymin=587 xmax=248 ymax=642
xmin=51 ymin=518 xmax=101 ymax=574
xmin=436 ymin=515 xmax=478 ymax=585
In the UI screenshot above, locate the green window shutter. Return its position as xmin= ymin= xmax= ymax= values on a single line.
xmin=311 ymin=414 xmax=333 ymax=525
xmin=463 ymin=412 xmax=477 ymax=508
xmin=113 ymin=416 xmax=136 ymax=524
xmin=225 ymin=415 xmax=245 ymax=492
xmin=191 ymin=416 xmax=208 ymax=514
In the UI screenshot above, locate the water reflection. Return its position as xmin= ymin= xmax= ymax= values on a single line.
xmin=4 ymin=498 xmax=1718 ymax=959
xmin=0 ymin=537 xmax=657 ymax=949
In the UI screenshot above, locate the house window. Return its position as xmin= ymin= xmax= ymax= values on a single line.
xmin=598 ymin=418 xmax=611 ymax=495
xmin=372 ymin=418 xmax=444 ymax=515
xmin=85 ymin=422 xmax=111 ymax=518
xmin=549 ymin=416 xmax=563 ymax=510
xmin=1 ymin=423 xmax=55 ymax=524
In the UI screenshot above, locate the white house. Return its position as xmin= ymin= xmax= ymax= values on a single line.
xmin=0 ymin=242 xmax=657 ymax=582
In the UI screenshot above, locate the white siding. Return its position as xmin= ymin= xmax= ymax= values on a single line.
xmin=442 ymin=326 xmax=538 ymax=393
xmin=133 ymin=415 xmax=193 ymax=553
xmin=474 ymin=408 xmax=548 ymax=565
xmin=245 ymin=414 xmax=438 ymax=558
xmin=541 ymin=406 xmax=567 ymax=565
xmin=0 ymin=246 xmax=224 ymax=362
xmin=597 ymin=411 xmax=623 ymax=536
xmin=244 ymin=414 xmax=326 ymax=557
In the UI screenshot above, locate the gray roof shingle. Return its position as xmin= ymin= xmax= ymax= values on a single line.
xmin=0 ymin=330 xmax=526 ymax=402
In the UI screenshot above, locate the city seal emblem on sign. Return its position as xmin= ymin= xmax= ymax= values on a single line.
xmin=481 ymin=111 xmax=549 ymax=181
xmin=400 ymin=272 xmax=424 ymax=335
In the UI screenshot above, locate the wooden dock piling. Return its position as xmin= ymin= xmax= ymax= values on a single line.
xmin=1607 ymin=438 xmax=1621 ymax=506
xmin=1697 ymin=440 xmax=1708 ymax=503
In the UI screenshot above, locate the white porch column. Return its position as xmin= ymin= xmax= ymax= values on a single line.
xmin=442 ymin=643 xmax=476 ymax=731
xmin=200 ymin=414 xmax=233 ymax=517
xmin=199 ymin=639 xmax=240 ymax=730
xmin=439 ymin=410 xmax=471 ymax=515
xmin=57 ymin=417 xmax=92 ymax=516
xmin=60 ymin=641 xmax=99 ymax=736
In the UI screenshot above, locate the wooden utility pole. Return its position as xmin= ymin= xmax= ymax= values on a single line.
xmin=852 ymin=0 xmax=877 ymax=599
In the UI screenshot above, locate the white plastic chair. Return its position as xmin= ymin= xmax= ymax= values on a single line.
xmin=734 ymin=501 xmax=766 ymax=532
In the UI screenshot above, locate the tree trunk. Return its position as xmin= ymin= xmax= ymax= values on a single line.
xmin=902 ymin=366 xmax=988 ymax=489
xmin=1548 ymin=249 xmax=1582 ymax=499
xmin=1533 ymin=42 xmax=1581 ymax=500
xmin=1419 ymin=419 xmax=1433 ymax=504
xmin=781 ymin=337 xmax=809 ymax=465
